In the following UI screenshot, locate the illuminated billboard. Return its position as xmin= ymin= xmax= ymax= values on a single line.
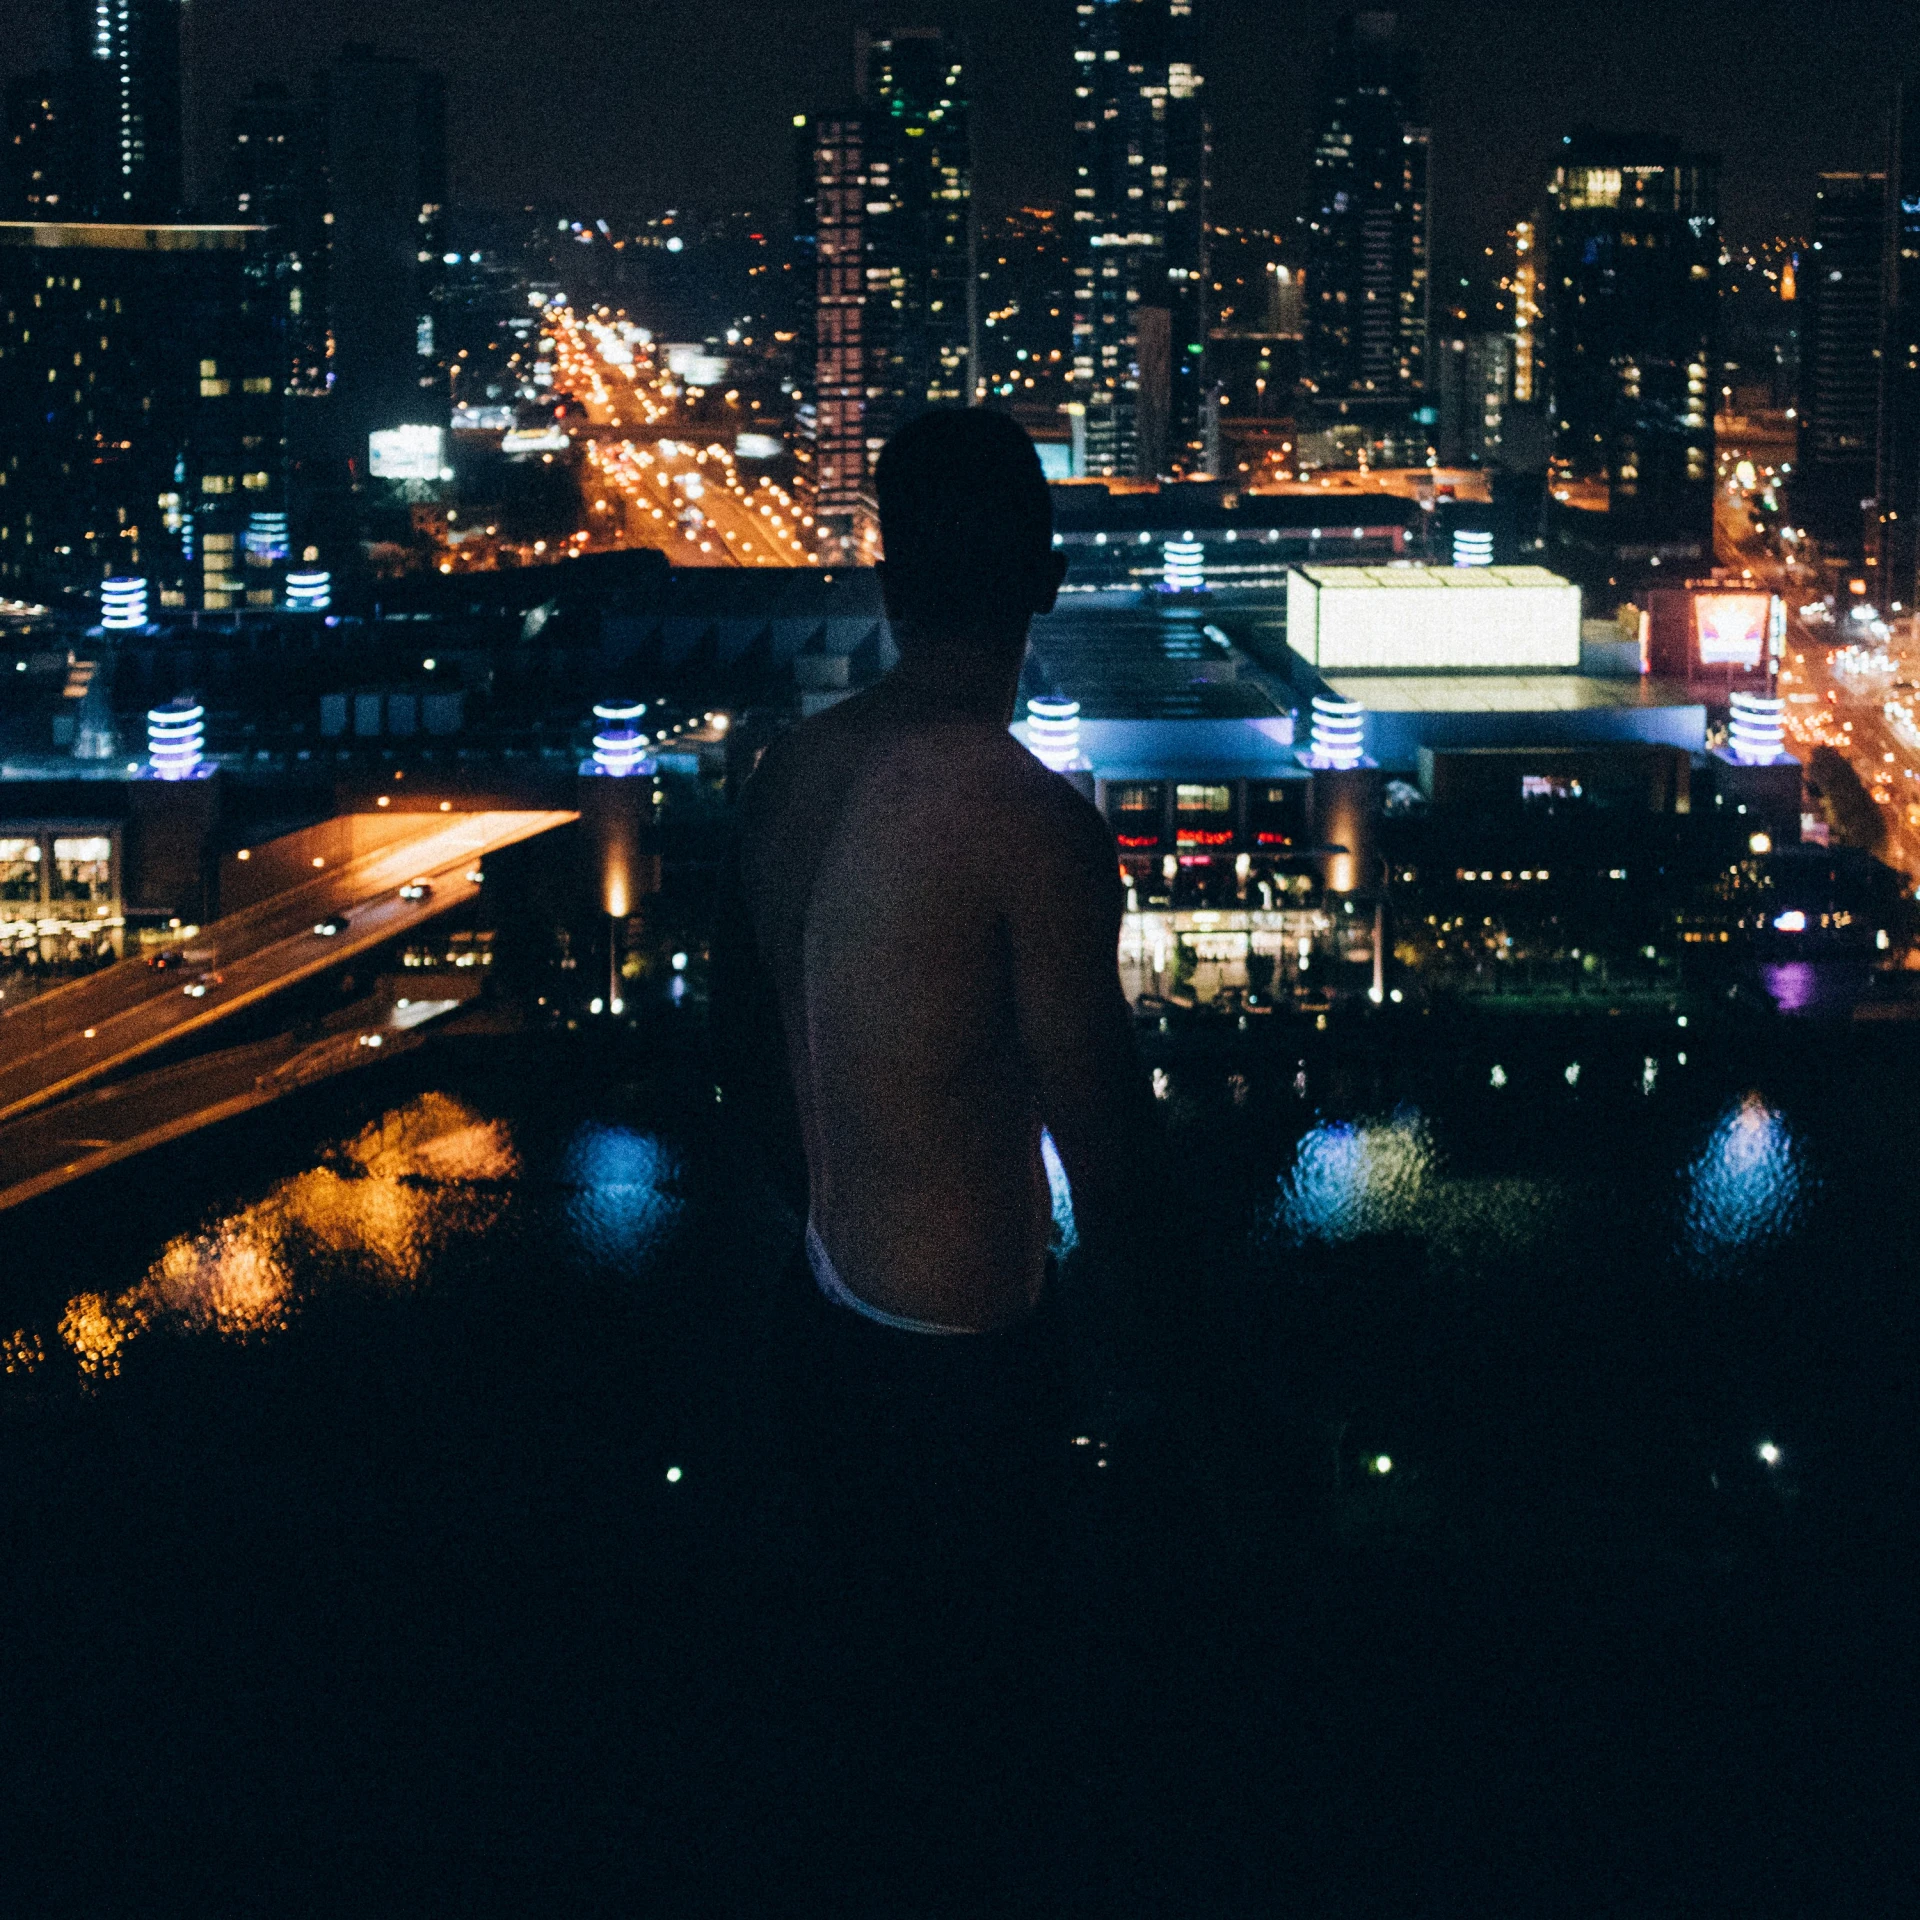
xmin=1287 ymin=565 xmax=1581 ymax=672
xmin=368 ymin=425 xmax=449 ymax=480
xmin=1693 ymin=592 xmax=1770 ymax=670
xmin=1646 ymin=588 xmax=1783 ymax=681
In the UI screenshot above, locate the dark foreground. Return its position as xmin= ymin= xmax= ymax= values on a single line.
xmin=2 ymin=1010 xmax=1913 ymax=1914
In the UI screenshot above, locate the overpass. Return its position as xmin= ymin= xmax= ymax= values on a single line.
xmin=0 ymin=808 xmax=574 ymax=1130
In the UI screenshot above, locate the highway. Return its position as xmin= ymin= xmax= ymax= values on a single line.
xmin=1711 ymin=429 xmax=1920 ymax=887
xmin=0 ymin=810 xmax=572 ymax=1126
xmin=544 ymin=306 xmax=819 ymax=569
xmin=0 ymin=996 xmax=439 ymax=1215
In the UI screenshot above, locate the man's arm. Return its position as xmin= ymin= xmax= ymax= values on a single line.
xmin=1003 ymin=780 xmax=1172 ymax=1322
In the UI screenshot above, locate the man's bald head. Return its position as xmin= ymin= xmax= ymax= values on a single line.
xmin=875 ymin=409 xmax=1063 ymax=638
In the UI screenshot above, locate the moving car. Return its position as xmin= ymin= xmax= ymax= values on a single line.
xmin=398 ymin=879 xmax=433 ymax=902
xmin=312 ymin=915 xmax=349 ymax=938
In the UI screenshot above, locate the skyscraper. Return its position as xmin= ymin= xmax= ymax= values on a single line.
xmin=1877 ymin=86 xmax=1920 ymax=607
xmin=1069 ymin=0 xmax=1210 ymax=479
xmin=322 ymin=48 xmax=448 ymax=472
xmin=1302 ymin=11 xmax=1430 ymax=399
xmin=859 ymin=27 xmax=977 ymax=413
xmin=1542 ymin=131 xmax=1720 ymax=572
xmin=1795 ymin=171 xmax=1886 ymax=560
xmin=804 ymin=111 xmax=882 ymax=561
xmin=801 ymin=30 xmax=978 ymax=559
xmin=228 ymin=81 xmax=330 ymax=399
xmin=67 ymin=0 xmax=185 ymax=220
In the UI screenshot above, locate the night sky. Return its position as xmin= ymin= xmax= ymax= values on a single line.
xmin=1 ymin=0 xmax=1911 ymax=260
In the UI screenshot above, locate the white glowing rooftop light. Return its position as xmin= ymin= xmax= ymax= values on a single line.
xmin=1728 ymin=690 xmax=1786 ymax=765
xmin=146 ymin=698 xmax=205 ymax=779
xmin=593 ymin=699 xmax=648 ymax=723
xmin=1024 ymin=695 xmax=1084 ymax=772
xmin=1161 ymin=538 xmax=1205 ymax=593
xmin=591 ymin=727 xmax=651 ymax=777
xmin=101 ymin=576 xmax=148 ymax=630
xmin=1451 ymin=528 xmax=1495 ymax=568
xmin=1308 ymin=695 xmax=1366 ymax=769
xmin=285 ymin=569 xmax=332 ymax=611
xmin=1758 ymin=1441 xmax=1781 ymax=1466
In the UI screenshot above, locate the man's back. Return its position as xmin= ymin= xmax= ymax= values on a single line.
xmin=738 ymin=681 xmax=1119 ymax=1332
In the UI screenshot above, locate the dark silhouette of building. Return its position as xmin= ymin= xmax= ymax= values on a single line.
xmin=0 ymin=219 xmax=284 ymax=605
xmin=321 ymin=47 xmax=448 ymax=475
xmin=1542 ymin=130 xmax=1720 ymax=573
xmin=1070 ymin=0 xmax=1210 ymax=479
xmin=65 ymin=0 xmax=185 ymax=220
xmin=1303 ymin=10 xmax=1431 ymax=401
xmin=227 ymin=82 xmax=330 ymax=400
xmin=3 ymin=73 xmax=83 ymax=218
xmin=1795 ymin=171 xmax=1886 ymax=560
xmin=1876 ymin=84 xmax=1920 ymax=609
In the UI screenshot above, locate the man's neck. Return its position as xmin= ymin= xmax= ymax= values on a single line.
xmin=878 ymin=626 xmax=1027 ymax=726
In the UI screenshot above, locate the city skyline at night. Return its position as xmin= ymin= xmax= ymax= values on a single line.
xmin=0 ymin=0 xmax=1912 ymax=259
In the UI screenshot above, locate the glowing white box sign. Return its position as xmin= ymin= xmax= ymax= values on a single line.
xmin=1288 ymin=565 xmax=1582 ymax=672
xmin=368 ymin=425 xmax=448 ymax=480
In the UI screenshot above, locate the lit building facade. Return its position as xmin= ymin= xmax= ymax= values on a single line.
xmin=0 ymin=221 xmax=285 ymax=607
xmin=1070 ymin=0 xmax=1210 ymax=479
xmin=1795 ymin=171 xmax=1885 ymax=558
xmin=805 ymin=113 xmax=883 ymax=561
xmin=860 ymin=27 xmax=977 ymax=413
xmin=1302 ymin=9 xmax=1430 ymax=400
xmin=801 ymin=32 xmax=977 ymax=561
xmin=1543 ymin=132 xmax=1720 ymax=569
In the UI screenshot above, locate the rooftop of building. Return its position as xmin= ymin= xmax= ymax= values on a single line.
xmin=1320 ymin=672 xmax=1701 ymax=714
xmin=1050 ymin=484 xmax=1418 ymax=536
xmin=0 ymin=221 xmax=267 ymax=253
xmin=1295 ymin=564 xmax=1573 ymax=592
xmin=1023 ymin=606 xmax=1294 ymax=722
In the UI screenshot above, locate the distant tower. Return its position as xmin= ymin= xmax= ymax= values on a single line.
xmin=859 ymin=27 xmax=977 ymax=414
xmin=1879 ymin=83 xmax=1920 ymax=609
xmin=1303 ymin=11 xmax=1430 ymax=398
xmin=322 ymin=47 xmax=448 ymax=470
xmin=67 ymin=0 xmax=185 ymax=219
xmin=1070 ymin=0 xmax=1210 ymax=479
xmin=1543 ymin=130 xmax=1720 ymax=571
xmin=803 ymin=111 xmax=883 ymax=562
xmin=1796 ymin=171 xmax=1887 ymax=562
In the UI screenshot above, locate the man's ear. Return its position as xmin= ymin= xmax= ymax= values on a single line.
xmin=1033 ymin=548 xmax=1069 ymax=617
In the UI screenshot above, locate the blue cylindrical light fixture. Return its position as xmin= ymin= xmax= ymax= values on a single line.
xmin=285 ymin=569 xmax=332 ymax=611
xmin=147 ymin=698 xmax=205 ymax=779
xmin=1161 ymin=537 xmax=1205 ymax=594
xmin=1309 ymin=695 xmax=1366 ymax=770
xmin=1728 ymin=690 xmax=1785 ymax=765
xmin=102 ymin=576 xmax=149 ymax=630
xmin=1024 ymin=696 xmax=1083 ymax=772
